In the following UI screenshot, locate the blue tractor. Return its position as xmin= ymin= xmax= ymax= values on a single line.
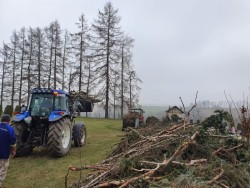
xmin=12 ymin=88 xmax=97 ymax=157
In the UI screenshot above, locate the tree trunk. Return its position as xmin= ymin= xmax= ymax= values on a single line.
xmin=27 ymin=29 xmax=33 ymax=106
xmin=121 ymin=44 xmax=124 ymax=118
xmin=53 ymin=30 xmax=57 ymax=89
xmin=79 ymin=34 xmax=83 ymax=92
xmin=85 ymin=62 xmax=91 ymax=118
xmin=37 ymin=32 xmax=41 ymax=88
xmin=62 ymin=32 xmax=67 ymax=90
xmin=105 ymin=19 xmax=111 ymax=119
xmin=48 ymin=29 xmax=54 ymax=88
xmin=11 ymin=35 xmax=17 ymax=108
xmin=19 ymin=32 xmax=25 ymax=106
xmin=1 ymin=52 xmax=7 ymax=109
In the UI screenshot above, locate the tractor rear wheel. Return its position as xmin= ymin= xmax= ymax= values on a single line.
xmin=72 ymin=123 xmax=86 ymax=147
xmin=12 ymin=122 xmax=33 ymax=157
xmin=47 ymin=118 xmax=72 ymax=157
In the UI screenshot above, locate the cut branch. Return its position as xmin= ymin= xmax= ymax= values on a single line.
xmin=208 ymin=168 xmax=224 ymax=185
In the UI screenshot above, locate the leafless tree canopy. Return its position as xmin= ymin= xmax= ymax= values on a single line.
xmin=0 ymin=2 xmax=141 ymax=115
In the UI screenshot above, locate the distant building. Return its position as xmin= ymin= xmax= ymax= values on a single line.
xmin=166 ymin=106 xmax=185 ymax=120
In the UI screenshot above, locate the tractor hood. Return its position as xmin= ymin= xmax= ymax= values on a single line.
xmin=49 ymin=111 xmax=68 ymax=122
xmin=13 ymin=110 xmax=68 ymax=122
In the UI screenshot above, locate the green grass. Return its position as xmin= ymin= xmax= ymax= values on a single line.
xmin=4 ymin=118 xmax=123 ymax=188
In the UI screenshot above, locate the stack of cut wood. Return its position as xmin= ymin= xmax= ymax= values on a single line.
xmin=69 ymin=122 xmax=250 ymax=188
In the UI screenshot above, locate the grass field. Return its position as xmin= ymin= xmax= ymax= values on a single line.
xmin=4 ymin=118 xmax=123 ymax=188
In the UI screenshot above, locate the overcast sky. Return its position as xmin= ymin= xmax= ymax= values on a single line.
xmin=1 ymin=0 xmax=250 ymax=106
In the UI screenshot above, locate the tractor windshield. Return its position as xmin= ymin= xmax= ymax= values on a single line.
xmin=29 ymin=92 xmax=68 ymax=116
xmin=30 ymin=94 xmax=53 ymax=116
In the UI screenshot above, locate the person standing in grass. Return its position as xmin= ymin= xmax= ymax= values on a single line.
xmin=0 ymin=114 xmax=16 ymax=188
xmin=135 ymin=114 xmax=139 ymax=128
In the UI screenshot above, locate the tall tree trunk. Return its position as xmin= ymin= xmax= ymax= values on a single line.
xmin=0 ymin=65 xmax=5 ymax=110
xmin=121 ymin=44 xmax=124 ymax=118
xmin=48 ymin=32 xmax=54 ymax=88
xmin=27 ymin=30 xmax=33 ymax=105
xmin=54 ymin=32 xmax=57 ymax=89
xmin=105 ymin=20 xmax=110 ymax=119
xmin=19 ymin=33 xmax=25 ymax=106
xmin=62 ymin=33 xmax=67 ymax=90
xmin=11 ymin=37 xmax=17 ymax=108
xmin=85 ymin=62 xmax=91 ymax=117
xmin=1 ymin=53 xmax=7 ymax=109
xmin=114 ymin=83 xmax=116 ymax=119
xmin=38 ymin=36 xmax=41 ymax=88
xmin=129 ymin=73 xmax=132 ymax=108
xmin=79 ymin=34 xmax=83 ymax=92
xmin=68 ymin=70 xmax=72 ymax=92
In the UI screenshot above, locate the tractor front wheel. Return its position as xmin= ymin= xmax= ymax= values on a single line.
xmin=72 ymin=123 xmax=86 ymax=147
xmin=47 ymin=118 xmax=72 ymax=157
xmin=12 ymin=122 xmax=33 ymax=157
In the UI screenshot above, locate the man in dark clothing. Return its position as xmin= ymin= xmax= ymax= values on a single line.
xmin=0 ymin=114 xmax=16 ymax=188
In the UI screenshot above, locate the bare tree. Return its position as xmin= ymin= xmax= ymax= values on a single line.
xmin=120 ymin=36 xmax=134 ymax=117
xmin=33 ymin=27 xmax=46 ymax=88
xmin=17 ymin=27 xmax=27 ymax=106
xmin=110 ymin=71 xmax=120 ymax=119
xmin=92 ymin=2 xmax=123 ymax=118
xmin=10 ymin=30 xmax=19 ymax=108
xmin=0 ymin=6 xmax=137 ymax=112
xmin=71 ymin=13 xmax=90 ymax=92
xmin=53 ymin=20 xmax=62 ymax=89
xmin=26 ymin=27 xmax=35 ymax=105
xmin=0 ymin=43 xmax=12 ymax=109
xmin=127 ymin=69 xmax=142 ymax=108
xmin=45 ymin=22 xmax=55 ymax=88
xmin=61 ymin=29 xmax=71 ymax=90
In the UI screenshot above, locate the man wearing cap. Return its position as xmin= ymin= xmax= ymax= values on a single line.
xmin=0 ymin=114 xmax=16 ymax=188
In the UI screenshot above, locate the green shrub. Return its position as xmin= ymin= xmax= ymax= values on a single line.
xmin=171 ymin=114 xmax=181 ymax=122
xmin=14 ymin=105 xmax=20 ymax=112
xmin=14 ymin=105 xmax=21 ymax=114
xmin=3 ymin=105 xmax=13 ymax=116
xmin=146 ymin=116 xmax=160 ymax=125
xmin=162 ymin=115 xmax=171 ymax=124
xmin=201 ymin=110 xmax=231 ymax=134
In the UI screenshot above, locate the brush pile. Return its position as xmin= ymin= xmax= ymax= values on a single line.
xmin=69 ymin=121 xmax=250 ymax=188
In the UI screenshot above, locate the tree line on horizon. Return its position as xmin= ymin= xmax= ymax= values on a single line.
xmin=0 ymin=2 xmax=142 ymax=118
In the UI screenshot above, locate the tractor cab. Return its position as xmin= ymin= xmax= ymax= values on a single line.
xmin=29 ymin=88 xmax=69 ymax=117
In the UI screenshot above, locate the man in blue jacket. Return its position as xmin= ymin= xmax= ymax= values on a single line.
xmin=0 ymin=114 xmax=16 ymax=188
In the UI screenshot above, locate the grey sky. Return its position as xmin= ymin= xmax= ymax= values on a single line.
xmin=1 ymin=0 xmax=250 ymax=106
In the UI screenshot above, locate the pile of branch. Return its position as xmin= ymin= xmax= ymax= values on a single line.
xmin=69 ymin=91 xmax=101 ymax=103
xmin=69 ymin=122 xmax=250 ymax=188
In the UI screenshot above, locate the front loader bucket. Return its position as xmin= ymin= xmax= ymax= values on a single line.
xmin=78 ymin=100 xmax=94 ymax=112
